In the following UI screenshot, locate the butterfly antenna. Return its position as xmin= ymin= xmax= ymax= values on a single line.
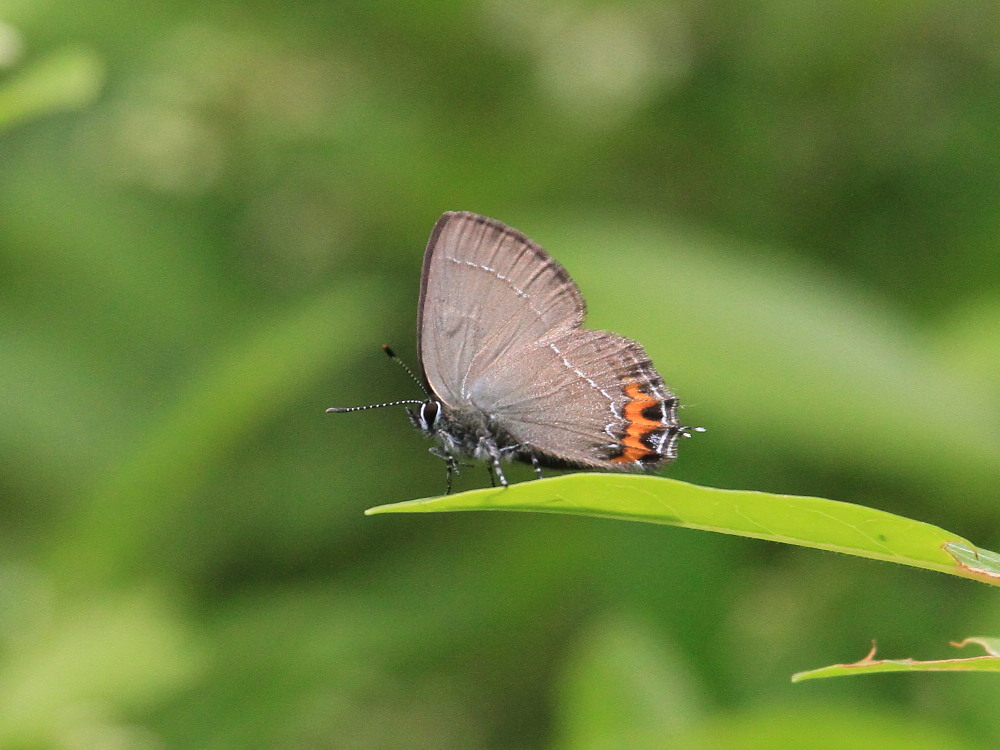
xmin=325 ymin=345 xmax=430 ymax=413
xmin=382 ymin=344 xmax=429 ymax=397
xmin=326 ymin=399 xmax=424 ymax=414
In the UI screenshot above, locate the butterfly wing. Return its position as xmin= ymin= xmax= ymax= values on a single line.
xmin=417 ymin=211 xmax=682 ymax=471
xmin=466 ymin=328 xmax=682 ymax=470
xmin=417 ymin=211 xmax=585 ymax=406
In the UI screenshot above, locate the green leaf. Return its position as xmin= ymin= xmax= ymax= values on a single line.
xmin=367 ymin=474 xmax=999 ymax=584
xmin=942 ymin=541 xmax=1000 ymax=582
xmin=791 ymin=638 xmax=1000 ymax=682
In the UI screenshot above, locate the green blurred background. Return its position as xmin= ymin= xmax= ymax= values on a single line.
xmin=2 ymin=1 xmax=1000 ymax=747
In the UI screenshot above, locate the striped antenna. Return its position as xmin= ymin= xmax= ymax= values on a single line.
xmin=381 ymin=345 xmax=429 ymax=396
xmin=325 ymin=345 xmax=428 ymax=413
xmin=326 ymin=399 xmax=424 ymax=414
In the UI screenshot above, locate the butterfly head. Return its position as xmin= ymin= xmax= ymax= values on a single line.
xmin=407 ymin=399 xmax=442 ymax=434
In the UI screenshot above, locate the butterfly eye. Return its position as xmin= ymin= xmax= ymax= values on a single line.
xmin=418 ymin=400 xmax=441 ymax=432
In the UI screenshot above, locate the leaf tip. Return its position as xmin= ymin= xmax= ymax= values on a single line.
xmin=943 ymin=541 xmax=1000 ymax=583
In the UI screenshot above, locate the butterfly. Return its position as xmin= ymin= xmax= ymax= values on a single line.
xmin=329 ymin=211 xmax=700 ymax=492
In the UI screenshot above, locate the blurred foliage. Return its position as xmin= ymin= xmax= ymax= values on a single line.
xmin=1 ymin=1 xmax=999 ymax=748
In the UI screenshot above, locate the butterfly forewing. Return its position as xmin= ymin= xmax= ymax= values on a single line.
xmin=417 ymin=212 xmax=585 ymax=406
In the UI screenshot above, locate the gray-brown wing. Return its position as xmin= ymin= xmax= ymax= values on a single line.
xmin=417 ymin=211 xmax=585 ymax=406
xmin=466 ymin=328 xmax=682 ymax=470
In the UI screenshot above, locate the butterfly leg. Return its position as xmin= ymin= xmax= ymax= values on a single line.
xmin=492 ymin=456 xmax=508 ymax=487
xmin=445 ymin=458 xmax=455 ymax=494
xmin=442 ymin=453 xmax=464 ymax=494
xmin=479 ymin=437 xmax=508 ymax=487
xmin=430 ymin=446 xmax=460 ymax=494
xmin=530 ymin=454 xmax=543 ymax=480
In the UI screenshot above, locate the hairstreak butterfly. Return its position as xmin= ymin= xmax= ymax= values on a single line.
xmin=329 ymin=211 xmax=701 ymax=492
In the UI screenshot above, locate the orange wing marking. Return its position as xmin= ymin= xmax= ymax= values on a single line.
xmin=611 ymin=381 xmax=664 ymax=464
